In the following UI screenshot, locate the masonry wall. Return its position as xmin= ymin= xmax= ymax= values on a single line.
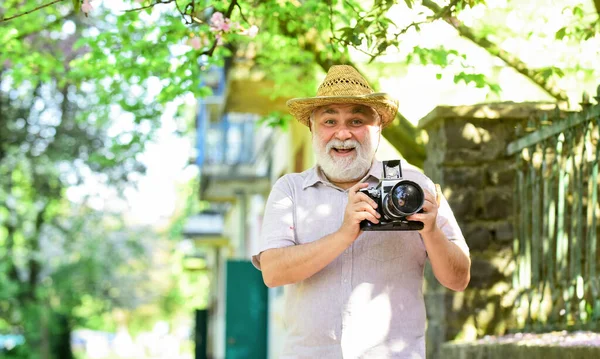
xmin=418 ymin=103 xmax=563 ymax=359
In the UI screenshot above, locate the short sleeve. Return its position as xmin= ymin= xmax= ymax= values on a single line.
xmin=251 ymin=176 xmax=297 ymax=269
xmin=436 ymin=191 xmax=470 ymax=257
xmin=405 ymin=168 xmax=470 ymax=258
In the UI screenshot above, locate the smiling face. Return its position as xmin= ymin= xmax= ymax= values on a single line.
xmin=311 ymin=104 xmax=381 ymax=184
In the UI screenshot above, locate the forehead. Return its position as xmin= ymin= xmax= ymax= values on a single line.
xmin=315 ymin=104 xmax=375 ymax=116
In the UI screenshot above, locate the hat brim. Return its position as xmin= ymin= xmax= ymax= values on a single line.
xmin=287 ymin=93 xmax=399 ymax=128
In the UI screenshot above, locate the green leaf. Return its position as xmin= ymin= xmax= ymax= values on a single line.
xmin=73 ymin=0 xmax=81 ymax=13
xmin=553 ymin=67 xmax=565 ymax=77
xmin=377 ymin=41 xmax=389 ymax=53
xmin=436 ymin=73 xmax=442 ymax=80
xmin=489 ymin=84 xmax=502 ymax=95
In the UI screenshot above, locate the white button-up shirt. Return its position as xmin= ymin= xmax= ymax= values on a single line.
xmin=253 ymin=160 xmax=469 ymax=359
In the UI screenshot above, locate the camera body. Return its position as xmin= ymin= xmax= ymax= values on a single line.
xmin=359 ymin=160 xmax=425 ymax=231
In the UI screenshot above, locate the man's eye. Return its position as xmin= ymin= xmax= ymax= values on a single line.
xmin=324 ymin=119 xmax=336 ymax=125
xmin=351 ymin=119 xmax=363 ymax=125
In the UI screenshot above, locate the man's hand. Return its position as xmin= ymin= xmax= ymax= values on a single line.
xmin=339 ymin=182 xmax=381 ymax=239
xmin=407 ymin=183 xmax=443 ymax=235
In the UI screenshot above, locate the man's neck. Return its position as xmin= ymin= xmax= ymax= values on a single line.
xmin=321 ymin=169 xmax=370 ymax=190
xmin=330 ymin=179 xmax=360 ymax=190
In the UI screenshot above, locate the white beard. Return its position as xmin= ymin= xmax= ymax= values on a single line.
xmin=313 ymin=132 xmax=378 ymax=183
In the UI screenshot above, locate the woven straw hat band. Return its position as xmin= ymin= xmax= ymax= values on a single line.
xmin=316 ymin=65 xmax=374 ymax=97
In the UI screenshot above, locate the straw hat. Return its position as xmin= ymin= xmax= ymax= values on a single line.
xmin=287 ymin=65 xmax=399 ymax=128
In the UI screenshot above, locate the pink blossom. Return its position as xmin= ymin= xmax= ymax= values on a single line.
xmin=188 ymin=37 xmax=202 ymax=50
xmin=81 ymin=0 xmax=93 ymax=14
xmin=210 ymin=12 xmax=231 ymax=32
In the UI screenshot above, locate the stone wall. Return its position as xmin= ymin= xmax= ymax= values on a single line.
xmin=441 ymin=341 xmax=600 ymax=359
xmin=418 ymin=102 xmax=565 ymax=358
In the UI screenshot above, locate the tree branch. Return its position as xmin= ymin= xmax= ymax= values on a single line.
xmin=0 ymin=0 xmax=65 ymax=22
xmin=421 ymin=0 xmax=568 ymax=102
xmin=0 ymin=11 xmax=75 ymax=48
xmin=27 ymin=203 xmax=49 ymax=296
xmin=123 ymin=0 xmax=175 ymax=12
xmin=5 ymin=222 xmax=21 ymax=284
xmin=123 ymin=0 xmax=176 ymax=13
xmin=234 ymin=1 xmax=250 ymax=24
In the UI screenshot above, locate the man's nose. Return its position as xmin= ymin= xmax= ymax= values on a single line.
xmin=335 ymin=126 xmax=352 ymax=140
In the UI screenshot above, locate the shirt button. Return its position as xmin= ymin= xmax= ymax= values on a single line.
xmin=343 ymin=279 xmax=348 ymax=283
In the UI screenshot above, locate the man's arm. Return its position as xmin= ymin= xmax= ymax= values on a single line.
xmin=260 ymin=231 xmax=353 ymax=287
xmin=421 ymin=228 xmax=471 ymax=291
xmin=259 ymin=182 xmax=380 ymax=287
xmin=407 ymin=185 xmax=471 ymax=292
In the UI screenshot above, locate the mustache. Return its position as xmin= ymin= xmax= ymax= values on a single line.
xmin=325 ymin=139 xmax=361 ymax=152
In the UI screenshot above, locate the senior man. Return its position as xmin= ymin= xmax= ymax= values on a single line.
xmin=252 ymin=65 xmax=470 ymax=359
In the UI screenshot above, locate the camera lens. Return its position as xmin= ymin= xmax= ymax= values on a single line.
xmin=384 ymin=180 xmax=424 ymax=217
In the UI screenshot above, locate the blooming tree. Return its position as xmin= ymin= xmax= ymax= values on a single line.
xmin=1 ymin=1 xmax=600 ymax=358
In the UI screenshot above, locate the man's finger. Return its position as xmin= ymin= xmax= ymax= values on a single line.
xmin=435 ymin=184 xmax=442 ymax=207
xmin=351 ymin=182 xmax=369 ymax=194
xmin=356 ymin=192 xmax=378 ymax=209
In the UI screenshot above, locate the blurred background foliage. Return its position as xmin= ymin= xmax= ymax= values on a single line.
xmin=1 ymin=0 xmax=599 ymax=358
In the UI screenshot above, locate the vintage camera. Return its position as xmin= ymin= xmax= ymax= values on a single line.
xmin=359 ymin=160 xmax=425 ymax=231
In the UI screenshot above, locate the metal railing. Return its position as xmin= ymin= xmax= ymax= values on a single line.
xmin=506 ymin=86 xmax=600 ymax=331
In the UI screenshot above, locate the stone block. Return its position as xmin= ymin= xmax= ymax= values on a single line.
xmin=493 ymin=221 xmax=514 ymax=244
xmin=444 ymin=120 xmax=516 ymax=154
xmin=443 ymin=121 xmax=490 ymax=150
xmin=443 ymin=167 xmax=484 ymax=189
xmin=464 ymin=225 xmax=492 ymax=251
xmin=482 ymin=189 xmax=513 ymax=220
xmin=444 ymin=148 xmax=487 ymax=165
xmin=445 ymin=187 xmax=481 ymax=220
xmin=469 ymin=258 xmax=505 ymax=289
xmin=440 ymin=342 xmax=600 ymax=359
xmin=440 ymin=120 xmax=519 ymax=163
xmin=487 ymin=162 xmax=517 ymax=186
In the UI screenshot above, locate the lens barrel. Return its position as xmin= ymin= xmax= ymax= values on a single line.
xmin=384 ymin=180 xmax=424 ymax=218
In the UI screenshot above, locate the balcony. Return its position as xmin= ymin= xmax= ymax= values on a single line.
xmin=196 ymin=92 xmax=275 ymax=202
xmin=198 ymin=112 xmax=274 ymax=200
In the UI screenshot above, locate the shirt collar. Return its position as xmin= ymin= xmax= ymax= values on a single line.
xmin=302 ymin=159 xmax=383 ymax=190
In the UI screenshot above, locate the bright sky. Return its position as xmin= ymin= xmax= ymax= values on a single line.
xmin=122 ymin=100 xmax=198 ymax=226
xmin=65 ymin=97 xmax=198 ymax=227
